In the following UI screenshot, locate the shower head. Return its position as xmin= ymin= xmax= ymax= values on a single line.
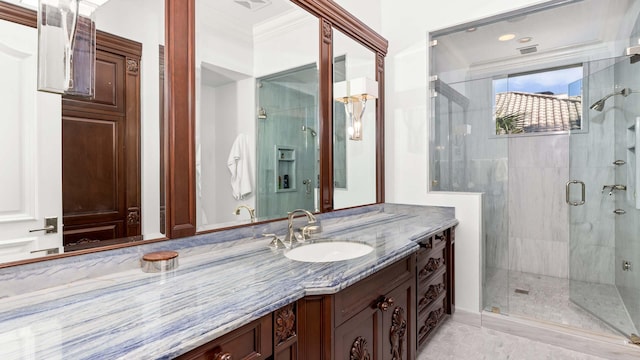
xmin=301 ymin=125 xmax=317 ymax=137
xmin=590 ymin=88 xmax=633 ymax=112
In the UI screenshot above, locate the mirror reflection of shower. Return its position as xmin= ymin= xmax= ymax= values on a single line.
xmin=590 ymin=88 xmax=634 ymax=111
xmin=256 ymin=63 xmax=320 ymax=219
xmin=301 ymin=125 xmax=317 ymax=137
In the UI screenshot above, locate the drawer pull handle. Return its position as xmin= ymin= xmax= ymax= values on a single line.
xmin=419 ymin=258 xmax=444 ymax=278
xmin=419 ymin=242 xmax=432 ymax=249
xmin=376 ymin=296 xmax=395 ymax=311
xmin=214 ymin=352 xmax=232 ymax=360
xmin=419 ymin=283 xmax=446 ymax=306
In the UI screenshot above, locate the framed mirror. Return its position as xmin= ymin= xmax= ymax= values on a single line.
xmin=0 ymin=0 xmax=388 ymax=268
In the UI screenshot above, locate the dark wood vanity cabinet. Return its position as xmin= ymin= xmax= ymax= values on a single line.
xmin=416 ymin=227 xmax=455 ymax=348
xmin=299 ymin=255 xmax=416 ymax=360
xmin=176 ymin=303 xmax=299 ymax=360
xmin=175 ymin=313 xmax=273 ymax=360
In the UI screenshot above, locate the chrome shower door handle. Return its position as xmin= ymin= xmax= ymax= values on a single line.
xmin=566 ymin=180 xmax=586 ymax=206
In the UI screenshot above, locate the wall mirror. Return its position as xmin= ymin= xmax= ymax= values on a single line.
xmin=194 ymin=0 xmax=320 ymax=231
xmin=0 ymin=0 xmax=387 ymax=267
xmin=0 ymin=0 xmax=164 ymax=264
xmin=332 ymin=27 xmax=377 ymax=210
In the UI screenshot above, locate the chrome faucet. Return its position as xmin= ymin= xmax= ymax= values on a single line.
xmin=602 ymin=184 xmax=627 ymax=196
xmin=234 ymin=205 xmax=256 ymax=223
xmin=284 ymin=209 xmax=317 ymax=247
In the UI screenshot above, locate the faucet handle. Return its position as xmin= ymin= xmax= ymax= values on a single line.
xmin=300 ymin=224 xmax=322 ymax=241
xmin=263 ymin=233 xmax=286 ymax=249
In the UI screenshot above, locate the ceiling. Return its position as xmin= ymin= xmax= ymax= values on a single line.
xmin=433 ymin=0 xmax=640 ymax=80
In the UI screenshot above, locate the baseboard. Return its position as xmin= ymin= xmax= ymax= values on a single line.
xmin=482 ymin=311 xmax=640 ymax=360
xmin=451 ymin=308 xmax=481 ymax=328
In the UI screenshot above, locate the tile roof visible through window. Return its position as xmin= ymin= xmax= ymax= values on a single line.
xmin=495 ymin=91 xmax=582 ymax=133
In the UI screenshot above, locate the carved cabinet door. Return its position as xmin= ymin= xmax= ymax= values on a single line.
xmin=334 ymin=305 xmax=382 ymax=360
xmin=381 ymin=281 xmax=412 ymax=360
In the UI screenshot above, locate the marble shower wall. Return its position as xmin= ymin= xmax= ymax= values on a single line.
xmin=508 ymin=135 xmax=570 ymax=278
xmin=614 ymin=16 xmax=640 ymax=331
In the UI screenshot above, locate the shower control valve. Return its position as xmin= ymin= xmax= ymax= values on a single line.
xmin=602 ymin=184 xmax=627 ymax=196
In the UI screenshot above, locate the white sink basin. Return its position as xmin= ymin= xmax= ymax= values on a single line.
xmin=285 ymin=241 xmax=373 ymax=263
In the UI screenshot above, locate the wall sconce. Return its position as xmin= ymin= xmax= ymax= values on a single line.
xmin=334 ymin=77 xmax=378 ymax=141
xmin=37 ymin=0 xmax=104 ymax=97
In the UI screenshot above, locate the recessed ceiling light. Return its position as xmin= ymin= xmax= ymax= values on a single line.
xmin=466 ymin=27 xmax=477 ymax=32
xmin=498 ymin=33 xmax=516 ymax=42
xmin=518 ymin=37 xmax=533 ymax=43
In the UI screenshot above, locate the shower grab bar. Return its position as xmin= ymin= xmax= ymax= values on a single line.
xmin=566 ymin=180 xmax=585 ymax=206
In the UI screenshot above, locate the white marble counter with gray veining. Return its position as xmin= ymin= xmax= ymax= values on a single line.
xmin=0 ymin=204 xmax=456 ymax=359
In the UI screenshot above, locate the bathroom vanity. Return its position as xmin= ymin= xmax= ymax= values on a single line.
xmin=0 ymin=205 xmax=456 ymax=359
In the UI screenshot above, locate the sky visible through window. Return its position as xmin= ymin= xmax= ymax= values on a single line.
xmin=494 ymin=66 xmax=583 ymax=96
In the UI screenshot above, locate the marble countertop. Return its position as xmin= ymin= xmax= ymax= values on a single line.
xmin=0 ymin=204 xmax=457 ymax=359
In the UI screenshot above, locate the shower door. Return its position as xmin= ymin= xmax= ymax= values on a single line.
xmin=569 ymin=57 xmax=640 ymax=337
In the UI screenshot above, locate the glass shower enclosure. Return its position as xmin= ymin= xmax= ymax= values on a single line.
xmin=429 ymin=0 xmax=640 ymax=340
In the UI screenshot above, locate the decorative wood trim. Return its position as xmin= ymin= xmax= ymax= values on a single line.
xmin=319 ymin=17 xmax=334 ymax=212
xmin=419 ymin=257 xmax=445 ymax=279
xmin=420 ymin=283 xmax=446 ymax=306
xmin=418 ymin=307 xmax=445 ymax=339
xmin=321 ymin=18 xmax=332 ymax=44
xmin=125 ymin=50 xmax=142 ymax=238
xmin=390 ymin=307 xmax=407 ymax=360
xmin=376 ymin=52 xmax=385 ymax=203
xmin=349 ymin=336 xmax=371 ymax=360
xmin=96 ymin=31 xmax=143 ymax=59
xmin=127 ymin=208 xmax=141 ymax=225
xmin=0 ymin=2 xmax=37 ymax=28
xmin=291 ymin=0 xmax=388 ymax=55
xmin=126 ymin=58 xmax=139 ymax=74
xmin=165 ymin=0 xmax=196 ymax=238
xmin=275 ymin=303 xmax=297 ymax=345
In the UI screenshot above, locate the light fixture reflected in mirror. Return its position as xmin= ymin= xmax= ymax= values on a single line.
xmin=37 ymin=0 xmax=98 ymax=97
xmin=334 ymin=77 xmax=378 ymax=141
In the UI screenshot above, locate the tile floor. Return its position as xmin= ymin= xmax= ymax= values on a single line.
xmin=416 ymin=320 xmax=609 ymax=360
xmin=484 ymin=268 xmax=636 ymax=336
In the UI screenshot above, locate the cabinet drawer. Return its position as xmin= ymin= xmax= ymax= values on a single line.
xmin=417 ymin=266 xmax=446 ymax=314
xmin=334 ymin=255 xmax=415 ymax=326
xmin=176 ymin=314 xmax=273 ymax=360
xmin=417 ymin=292 xmax=447 ymax=346
xmin=417 ymin=244 xmax=446 ymax=283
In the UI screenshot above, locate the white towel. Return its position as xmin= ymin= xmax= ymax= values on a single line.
xmin=227 ymin=134 xmax=252 ymax=200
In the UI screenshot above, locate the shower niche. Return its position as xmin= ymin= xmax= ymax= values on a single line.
xmin=275 ymin=146 xmax=296 ymax=193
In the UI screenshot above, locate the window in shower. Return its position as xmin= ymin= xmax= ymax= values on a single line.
xmin=493 ymin=64 xmax=583 ymax=135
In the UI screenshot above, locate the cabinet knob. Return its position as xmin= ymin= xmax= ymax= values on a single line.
xmin=377 ymin=296 xmax=395 ymax=311
xmin=213 ymin=352 xmax=232 ymax=360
